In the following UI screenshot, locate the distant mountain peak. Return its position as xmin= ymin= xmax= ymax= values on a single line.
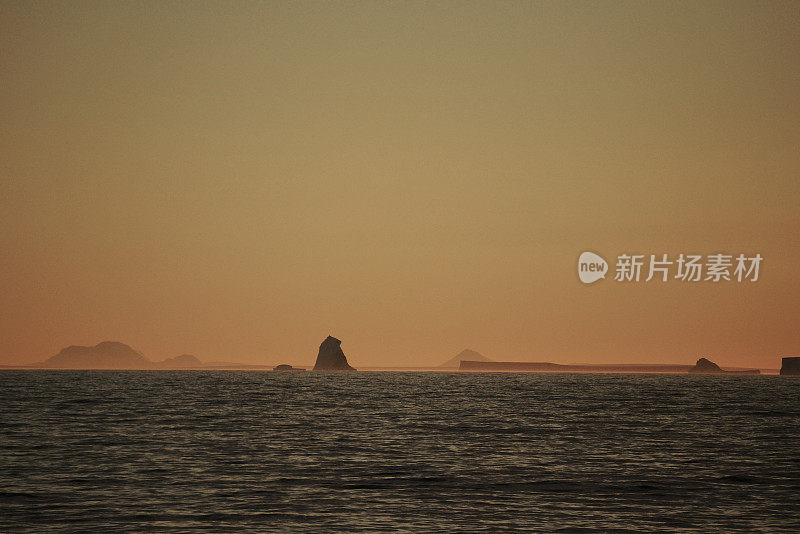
xmin=44 ymin=341 xmax=148 ymax=369
xmin=439 ymin=349 xmax=492 ymax=368
xmin=41 ymin=342 xmax=205 ymax=369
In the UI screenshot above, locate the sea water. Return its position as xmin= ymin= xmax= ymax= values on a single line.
xmin=1 ymin=371 xmax=799 ymax=532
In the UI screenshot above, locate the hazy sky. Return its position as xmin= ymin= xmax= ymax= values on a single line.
xmin=2 ymin=1 xmax=798 ymax=368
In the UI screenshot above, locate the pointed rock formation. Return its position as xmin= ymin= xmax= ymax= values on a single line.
xmin=313 ymin=336 xmax=355 ymax=370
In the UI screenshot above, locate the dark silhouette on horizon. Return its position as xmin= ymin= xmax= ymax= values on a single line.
xmin=313 ymin=336 xmax=355 ymax=371
xmin=1 ymin=340 xmax=780 ymax=374
xmin=459 ymin=360 xmax=693 ymax=373
xmin=688 ymin=357 xmax=760 ymax=375
xmin=688 ymin=357 xmax=724 ymax=373
xmin=439 ymin=349 xmax=492 ymax=368
xmin=156 ymin=354 xmax=203 ymax=369
xmin=459 ymin=357 xmax=760 ymax=374
xmin=43 ymin=341 xmax=150 ymax=369
xmin=780 ymin=357 xmax=800 ymax=375
xmin=31 ymin=341 xmax=221 ymax=369
xmin=273 ymin=364 xmax=305 ymax=371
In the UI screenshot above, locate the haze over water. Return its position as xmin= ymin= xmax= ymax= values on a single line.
xmin=2 ymin=2 xmax=800 ymax=369
xmin=2 ymin=371 xmax=799 ymax=532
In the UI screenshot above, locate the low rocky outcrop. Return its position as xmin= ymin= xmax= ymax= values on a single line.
xmin=273 ymin=364 xmax=305 ymax=371
xmin=780 ymin=357 xmax=800 ymax=376
xmin=689 ymin=357 xmax=760 ymax=375
xmin=459 ymin=361 xmax=693 ymax=373
xmin=313 ymin=336 xmax=355 ymax=371
xmin=689 ymin=357 xmax=723 ymax=374
xmin=157 ymin=354 xmax=203 ymax=369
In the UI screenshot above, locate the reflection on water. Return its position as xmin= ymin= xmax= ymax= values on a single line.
xmin=1 ymin=371 xmax=799 ymax=532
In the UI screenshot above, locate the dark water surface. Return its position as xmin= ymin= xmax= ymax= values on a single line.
xmin=1 ymin=371 xmax=799 ymax=532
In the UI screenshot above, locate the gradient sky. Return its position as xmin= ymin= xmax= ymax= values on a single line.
xmin=2 ymin=1 xmax=798 ymax=368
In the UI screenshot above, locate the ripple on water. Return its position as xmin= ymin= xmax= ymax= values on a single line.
xmin=1 ymin=371 xmax=799 ymax=532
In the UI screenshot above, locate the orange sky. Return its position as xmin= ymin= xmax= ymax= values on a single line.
xmin=1 ymin=2 xmax=798 ymax=368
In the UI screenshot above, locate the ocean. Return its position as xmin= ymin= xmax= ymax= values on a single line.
xmin=1 ymin=371 xmax=798 ymax=532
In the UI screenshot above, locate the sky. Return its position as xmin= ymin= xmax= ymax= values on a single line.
xmin=1 ymin=1 xmax=799 ymax=368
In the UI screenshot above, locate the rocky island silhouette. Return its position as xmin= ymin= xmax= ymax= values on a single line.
xmin=439 ymin=349 xmax=492 ymax=369
xmin=780 ymin=357 xmax=800 ymax=375
xmin=27 ymin=341 xmax=263 ymax=370
xmin=273 ymin=364 xmax=305 ymax=371
xmin=313 ymin=336 xmax=355 ymax=371
xmin=688 ymin=357 xmax=760 ymax=375
xmin=460 ymin=356 xmax=760 ymax=374
xmin=42 ymin=341 xmax=151 ymax=369
xmin=4 ymin=339 xmax=784 ymax=374
xmin=156 ymin=354 xmax=203 ymax=369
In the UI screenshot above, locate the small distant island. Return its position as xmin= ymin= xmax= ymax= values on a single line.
xmin=273 ymin=364 xmax=305 ymax=371
xmin=688 ymin=357 xmax=760 ymax=375
xmin=780 ymin=357 xmax=800 ymax=376
xmin=439 ymin=349 xmax=492 ymax=369
xmin=459 ymin=357 xmax=760 ymax=375
xmin=18 ymin=341 xmax=271 ymax=370
xmin=43 ymin=341 xmax=151 ymax=369
xmin=0 ymin=339 xmax=778 ymax=375
xmin=157 ymin=354 xmax=203 ymax=369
